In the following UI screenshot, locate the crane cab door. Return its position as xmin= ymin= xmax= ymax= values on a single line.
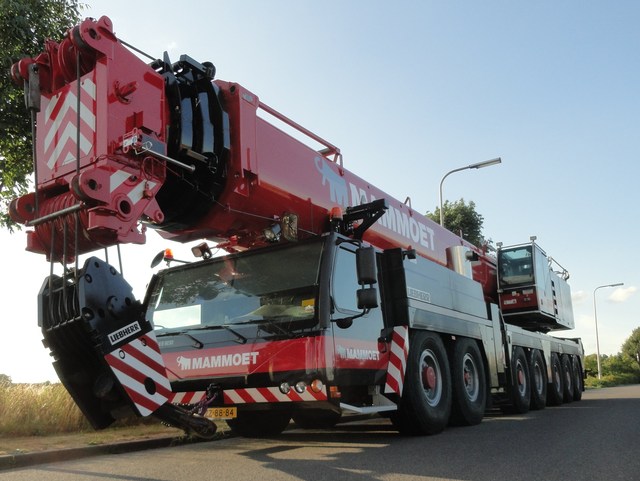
xmin=328 ymin=242 xmax=388 ymax=388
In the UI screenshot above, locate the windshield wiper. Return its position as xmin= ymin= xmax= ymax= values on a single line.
xmin=184 ymin=324 xmax=248 ymax=344
xmin=186 ymin=318 xmax=300 ymax=341
xmin=155 ymin=330 xmax=204 ymax=349
xmin=221 ymin=317 xmax=292 ymax=336
xmin=222 ymin=324 xmax=247 ymax=344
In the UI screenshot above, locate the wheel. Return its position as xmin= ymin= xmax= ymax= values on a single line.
xmin=390 ymin=331 xmax=452 ymax=435
xmin=528 ymin=349 xmax=547 ymax=410
xmin=227 ymin=410 xmax=291 ymax=437
xmin=547 ymin=353 xmax=564 ymax=406
xmin=509 ymin=347 xmax=530 ymax=414
xmin=450 ymin=338 xmax=486 ymax=426
xmin=561 ymin=354 xmax=574 ymax=403
xmin=292 ymin=409 xmax=341 ymax=429
xmin=571 ymin=356 xmax=583 ymax=401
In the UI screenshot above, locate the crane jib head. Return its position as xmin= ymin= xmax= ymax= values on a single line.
xmin=9 ymin=16 xmax=229 ymax=262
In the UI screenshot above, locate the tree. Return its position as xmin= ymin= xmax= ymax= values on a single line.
xmin=621 ymin=327 xmax=640 ymax=367
xmin=0 ymin=0 xmax=81 ymax=230
xmin=426 ymin=198 xmax=487 ymax=247
xmin=583 ymin=353 xmax=598 ymax=377
xmin=584 ymin=352 xmax=638 ymax=378
xmin=602 ymin=353 xmax=638 ymax=376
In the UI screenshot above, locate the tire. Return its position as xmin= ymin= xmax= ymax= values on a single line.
xmin=509 ymin=346 xmax=531 ymax=414
xmin=390 ymin=331 xmax=452 ymax=435
xmin=547 ymin=352 xmax=564 ymax=406
xmin=450 ymin=338 xmax=486 ymax=426
xmin=561 ymin=354 xmax=574 ymax=403
xmin=227 ymin=410 xmax=291 ymax=437
xmin=528 ymin=349 xmax=547 ymax=410
xmin=571 ymin=355 xmax=583 ymax=401
xmin=292 ymin=409 xmax=341 ymax=429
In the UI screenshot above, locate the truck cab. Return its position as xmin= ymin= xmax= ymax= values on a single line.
xmin=146 ymin=232 xmax=389 ymax=434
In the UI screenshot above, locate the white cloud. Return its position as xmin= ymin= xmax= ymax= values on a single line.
xmin=608 ymin=286 xmax=637 ymax=303
xmin=571 ymin=290 xmax=588 ymax=303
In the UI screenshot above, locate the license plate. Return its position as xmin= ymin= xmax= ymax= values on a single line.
xmin=205 ymin=407 xmax=237 ymax=419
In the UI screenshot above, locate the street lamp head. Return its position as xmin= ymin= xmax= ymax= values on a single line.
xmin=468 ymin=157 xmax=502 ymax=170
xmin=438 ymin=157 xmax=502 ymax=226
xmin=596 ymin=282 xmax=624 ymax=291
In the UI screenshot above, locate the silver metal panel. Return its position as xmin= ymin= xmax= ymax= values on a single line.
xmin=486 ymin=303 xmax=505 ymax=387
xmin=404 ymin=254 xmax=487 ymax=320
xmin=409 ymin=301 xmax=491 ymax=337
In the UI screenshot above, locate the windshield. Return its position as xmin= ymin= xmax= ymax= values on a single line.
xmin=498 ymin=245 xmax=534 ymax=286
xmin=148 ymin=241 xmax=322 ymax=332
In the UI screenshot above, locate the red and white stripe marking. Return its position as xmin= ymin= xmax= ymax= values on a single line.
xmin=105 ymin=332 xmax=171 ymax=416
xmin=223 ymin=387 xmax=327 ymax=404
xmin=170 ymin=391 xmax=206 ymax=405
xmin=41 ymin=78 xmax=96 ymax=170
xmin=384 ymin=326 xmax=409 ymax=396
xmin=109 ymin=169 xmax=158 ymax=203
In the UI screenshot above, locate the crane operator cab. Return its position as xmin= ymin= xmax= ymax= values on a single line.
xmin=496 ymin=237 xmax=574 ymax=332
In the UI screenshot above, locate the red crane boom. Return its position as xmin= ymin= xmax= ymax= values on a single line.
xmin=10 ymin=16 xmax=496 ymax=299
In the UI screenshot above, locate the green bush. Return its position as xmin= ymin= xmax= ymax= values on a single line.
xmin=584 ymin=372 xmax=640 ymax=389
xmin=583 ymin=351 xmax=640 ymax=388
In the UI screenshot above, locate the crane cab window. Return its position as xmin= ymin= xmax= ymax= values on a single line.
xmin=498 ymin=246 xmax=534 ymax=287
xmin=332 ymin=246 xmax=361 ymax=313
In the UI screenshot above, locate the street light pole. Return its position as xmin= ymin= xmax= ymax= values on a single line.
xmin=593 ymin=282 xmax=624 ymax=379
xmin=438 ymin=157 xmax=502 ymax=226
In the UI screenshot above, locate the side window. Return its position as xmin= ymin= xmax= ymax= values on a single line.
xmin=332 ymin=247 xmax=360 ymax=313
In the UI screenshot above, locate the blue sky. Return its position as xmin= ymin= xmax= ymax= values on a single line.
xmin=1 ymin=1 xmax=638 ymax=382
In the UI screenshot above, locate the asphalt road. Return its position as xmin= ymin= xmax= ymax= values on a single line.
xmin=1 ymin=385 xmax=639 ymax=481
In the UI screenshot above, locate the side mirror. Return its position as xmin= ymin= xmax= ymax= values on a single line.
xmin=356 ymin=246 xmax=378 ymax=310
xmin=356 ymin=246 xmax=377 ymax=285
xmin=150 ymin=250 xmax=166 ymax=268
xmin=357 ymin=288 xmax=378 ymax=309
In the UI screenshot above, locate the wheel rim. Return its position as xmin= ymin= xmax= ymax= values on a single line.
xmin=462 ymin=352 xmax=480 ymax=402
xmin=533 ymin=361 xmax=544 ymax=394
xmin=553 ymin=362 xmax=561 ymax=392
xmin=515 ymin=358 xmax=527 ymax=396
xmin=573 ymin=360 xmax=582 ymax=390
xmin=420 ymin=349 xmax=442 ymax=407
xmin=564 ymin=359 xmax=572 ymax=391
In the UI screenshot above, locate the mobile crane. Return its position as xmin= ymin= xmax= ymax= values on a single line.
xmin=9 ymin=16 xmax=584 ymax=437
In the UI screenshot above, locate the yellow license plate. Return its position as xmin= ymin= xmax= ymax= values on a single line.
xmin=205 ymin=407 xmax=237 ymax=419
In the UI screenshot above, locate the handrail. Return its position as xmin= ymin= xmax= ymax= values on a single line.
xmin=259 ymin=101 xmax=341 ymax=161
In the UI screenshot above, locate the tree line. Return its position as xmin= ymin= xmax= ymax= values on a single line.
xmin=583 ymin=327 xmax=640 ymax=387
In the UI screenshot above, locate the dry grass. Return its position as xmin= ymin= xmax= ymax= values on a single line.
xmin=0 ymin=382 xmax=195 ymax=454
xmin=0 ymin=383 xmax=92 ymax=436
xmin=0 ymin=382 xmax=225 ymax=442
